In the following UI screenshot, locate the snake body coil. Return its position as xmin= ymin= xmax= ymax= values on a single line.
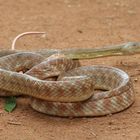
xmin=0 ymin=52 xmax=134 ymax=117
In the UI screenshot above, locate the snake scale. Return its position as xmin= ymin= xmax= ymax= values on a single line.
xmin=0 ymin=51 xmax=134 ymax=117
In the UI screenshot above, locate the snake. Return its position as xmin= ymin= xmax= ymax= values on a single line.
xmin=0 ymin=32 xmax=139 ymax=117
xmin=0 ymin=51 xmax=134 ymax=117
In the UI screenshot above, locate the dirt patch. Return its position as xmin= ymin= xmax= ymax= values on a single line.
xmin=0 ymin=0 xmax=140 ymax=140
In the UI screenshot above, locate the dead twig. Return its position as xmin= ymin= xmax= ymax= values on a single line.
xmin=7 ymin=121 xmax=21 ymax=125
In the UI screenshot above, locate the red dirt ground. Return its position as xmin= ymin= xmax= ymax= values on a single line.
xmin=0 ymin=0 xmax=140 ymax=140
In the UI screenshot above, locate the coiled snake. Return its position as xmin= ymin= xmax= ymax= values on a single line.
xmin=0 ymin=32 xmax=138 ymax=117
xmin=0 ymin=51 xmax=134 ymax=117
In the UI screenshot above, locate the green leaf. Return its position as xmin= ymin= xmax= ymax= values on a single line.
xmin=4 ymin=96 xmax=17 ymax=112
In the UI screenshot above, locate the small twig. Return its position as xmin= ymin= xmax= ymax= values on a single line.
xmin=90 ymin=131 xmax=97 ymax=137
xmin=7 ymin=121 xmax=21 ymax=125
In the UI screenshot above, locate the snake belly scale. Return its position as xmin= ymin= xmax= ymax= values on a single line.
xmin=0 ymin=52 xmax=134 ymax=117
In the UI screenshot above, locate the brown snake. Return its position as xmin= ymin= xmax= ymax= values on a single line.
xmin=0 ymin=52 xmax=134 ymax=117
xmin=0 ymin=32 xmax=137 ymax=117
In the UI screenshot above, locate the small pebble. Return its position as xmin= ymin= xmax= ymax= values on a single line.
xmin=134 ymin=78 xmax=138 ymax=82
xmin=77 ymin=30 xmax=83 ymax=33
xmin=137 ymin=111 xmax=140 ymax=114
xmin=122 ymin=133 xmax=126 ymax=136
xmin=108 ymin=121 xmax=113 ymax=125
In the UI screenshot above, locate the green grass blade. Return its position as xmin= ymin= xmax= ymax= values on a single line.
xmin=4 ymin=96 xmax=16 ymax=112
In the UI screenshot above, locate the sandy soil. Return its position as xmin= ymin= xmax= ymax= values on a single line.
xmin=0 ymin=0 xmax=140 ymax=140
